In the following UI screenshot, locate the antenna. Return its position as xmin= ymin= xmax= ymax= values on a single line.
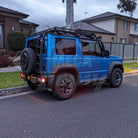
xmin=84 ymin=11 xmax=88 ymax=18
xmin=47 ymin=25 xmax=50 ymax=29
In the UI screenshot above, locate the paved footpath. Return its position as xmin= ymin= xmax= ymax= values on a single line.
xmin=0 ymin=66 xmax=21 ymax=73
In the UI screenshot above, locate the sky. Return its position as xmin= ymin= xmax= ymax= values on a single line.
xmin=0 ymin=0 xmax=138 ymax=31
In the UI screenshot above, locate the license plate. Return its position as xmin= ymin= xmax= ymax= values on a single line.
xmin=28 ymin=76 xmax=37 ymax=83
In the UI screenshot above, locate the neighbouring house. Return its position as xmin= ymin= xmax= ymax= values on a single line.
xmin=19 ymin=20 xmax=38 ymax=35
xmin=71 ymin=21 xmax=115 ymax=42
xmin=0 ymin=6 xmax=39 ymax=51
xmin=72 ymin=12 xmax=138 ymax=44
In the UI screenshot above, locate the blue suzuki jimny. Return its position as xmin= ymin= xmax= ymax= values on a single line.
xmin=20 ymin=27 xmax=124 ymax=99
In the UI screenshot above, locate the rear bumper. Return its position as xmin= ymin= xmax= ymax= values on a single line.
xmin=20 ymin=72 xmax=55 ymax=89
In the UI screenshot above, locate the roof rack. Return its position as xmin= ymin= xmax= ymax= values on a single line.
xmin=33 ymin=27 xmax=101 ymax=41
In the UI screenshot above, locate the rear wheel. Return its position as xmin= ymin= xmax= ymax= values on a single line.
xmin=109 ymin=68 xmax=122 ymax=87
xmin=53 ymin=73 xmax=76 ymax=100
xmin=27 ymin=80 xmax=38 ymax=90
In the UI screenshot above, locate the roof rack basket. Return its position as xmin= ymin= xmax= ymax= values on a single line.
xmin=33 ymin=27 xmax=101 ymax=41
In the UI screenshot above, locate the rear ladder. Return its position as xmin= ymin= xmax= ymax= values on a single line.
xmin=35 ymin=35 xmax=45 ymax=74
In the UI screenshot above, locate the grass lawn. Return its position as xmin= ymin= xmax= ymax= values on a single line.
xmin=0 ymin=72 xmax=26 ymax=89
xmin=123 ymin=62 xmax=138 ymax=68
xmin=123 ymin=62 xmax=138 ymax=73
xmin=124 ymin=68 xmax=135 ymax=73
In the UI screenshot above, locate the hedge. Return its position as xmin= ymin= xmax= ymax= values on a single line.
xmin=7 ymin=32 xmax=26 ymax=51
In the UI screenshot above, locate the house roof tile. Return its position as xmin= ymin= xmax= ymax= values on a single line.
xmin=0 ymin=6 xmax=29 ymax=19
xmin=81 ymin=12 xmax=138 ymax=23
xmin=19 ymin=20 xmax=39 ymax=27
xmin=72 ymin=22 xmax=114 ymax=35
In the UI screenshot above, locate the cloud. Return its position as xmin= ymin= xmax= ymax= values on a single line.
xmin=0 ymin=0 xmax=30 ymax=12
xmin=0 ymin=0 xmax=138 ymax=31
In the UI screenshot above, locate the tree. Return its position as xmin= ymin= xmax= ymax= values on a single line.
xmin=7 ymin=32 xmax=26 ymax=51
xmin=27 ymin=26 xmax=36 ymax=37
xmin=117 ymin=0 xmax=137 ymax=17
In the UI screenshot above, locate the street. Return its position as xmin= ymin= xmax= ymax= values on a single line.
xmin=0 ymin=74 xmax=138 ymax=138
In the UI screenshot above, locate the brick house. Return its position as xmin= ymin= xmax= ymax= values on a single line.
xmin=0 ymin=6 xmax=39 ymax=51
xmin=73 ymin=12 xmax=138 ymax=44
xmin=71 ymin=21 xmax=115 ymax=42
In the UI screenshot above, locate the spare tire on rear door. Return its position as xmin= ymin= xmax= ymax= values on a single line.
xmin=20 ymin=48 xmax=36 ymax=75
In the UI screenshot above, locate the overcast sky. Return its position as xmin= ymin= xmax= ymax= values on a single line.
xmin=0 ymin=0 xmax=138 ymax=31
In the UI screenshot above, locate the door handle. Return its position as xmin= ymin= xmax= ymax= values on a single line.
xmin=82 ymin=60 xmax=88 ymax=64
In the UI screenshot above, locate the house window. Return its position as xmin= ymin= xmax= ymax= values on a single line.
xmin=0 ymin=25 xmax=4 ymax=49
xmin=111 ymin=37 xmax=114 ymax=43
xmin=55 ymin=38 xmax=76 ymax=55
xmin=124 ymin=21 xmax=128 ymax=29
xmin=135 ymin=23 xmax=138 ymax=31
xmin=120 ymin=38 xmax=126 ymax=44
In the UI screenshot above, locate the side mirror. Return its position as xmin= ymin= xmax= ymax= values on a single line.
xmin=104 ymin=50 xmax=109 ymax=57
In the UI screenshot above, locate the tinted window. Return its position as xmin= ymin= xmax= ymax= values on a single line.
xmin=81 ymin=41 xmax=101 ymax=56
xmin=55 ymin=38 xmax=76 ymax=55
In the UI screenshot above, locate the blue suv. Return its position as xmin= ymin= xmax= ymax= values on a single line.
xmin=20 ymin=27 xmax=124 ymax=99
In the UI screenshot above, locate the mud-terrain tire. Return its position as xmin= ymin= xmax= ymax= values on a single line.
xmin=27 ymin=80 xmax=38 ymax=90
xmin=109 ymin=68 xmax=122 ymax=88
xmin=53 ymin=73 xmax=76 ymax=100
xmin=20 ymin=48 xmax=36 ymax=75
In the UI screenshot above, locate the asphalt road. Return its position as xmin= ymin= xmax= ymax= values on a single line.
xmin=0 ymin=75 xmax=138 ymax=138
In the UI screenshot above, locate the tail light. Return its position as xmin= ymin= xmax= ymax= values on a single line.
xmin=37 ymin=77 xmax=46 ymax=83
xmin=20 ymin=72 xmax=25 ymax=79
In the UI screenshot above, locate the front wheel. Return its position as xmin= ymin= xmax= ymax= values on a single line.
xmin=53 ymin=73 xmax=76 ymax=100
xmin=109 ymin=68 xmax=123 ymax=88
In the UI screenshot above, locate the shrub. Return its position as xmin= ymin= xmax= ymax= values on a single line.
xmin=6 ymin=51 xmax=16 ymax=57
xmin=7 ymin=32 xmax=26 ymax=51
xmin=0 ymin=56 xmax=12 ymax=68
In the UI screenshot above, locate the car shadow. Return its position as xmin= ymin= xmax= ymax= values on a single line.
xmin=74 ymin=82 xmax=106 ymax=98
xmin=27 ymin=82 xmax=107 ymax=102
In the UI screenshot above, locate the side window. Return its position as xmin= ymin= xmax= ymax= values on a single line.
xmin=81 ymin=41 xmax=101 ymax=56
xmin=55 ymin=38 xmax=76 ymax=55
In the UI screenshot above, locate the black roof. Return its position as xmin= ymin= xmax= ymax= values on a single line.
xmin=81 ymin=12 xmax=138 ymax=23
xmin=20 ymin=20 xmax=39 ymax=27
xmin=71 ymin=22 xmax=114 ymax=35
xmin=0 ymin=6 xmax=29 ymax=19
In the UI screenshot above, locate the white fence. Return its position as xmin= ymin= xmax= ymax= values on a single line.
xmin=103 ymin=42 xmax=138 ymax=60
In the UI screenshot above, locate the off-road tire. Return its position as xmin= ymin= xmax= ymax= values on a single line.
xmin=109 ymin=68 xmax=122 ymax=88
xmin=20 ymin=48 xmax=36 ymax=75
xmin=53 ymin=73 xmax=76 ymax=100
